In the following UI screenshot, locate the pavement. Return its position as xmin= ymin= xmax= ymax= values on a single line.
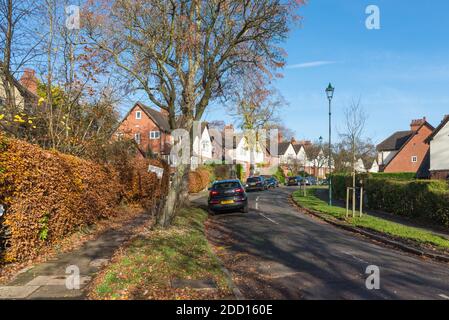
xmin=0 ymin=212 xmax=153 ymax=300
xmin=198 ymin=186 xmax=449 ymax=300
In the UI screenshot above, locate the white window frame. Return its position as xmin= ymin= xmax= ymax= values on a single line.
xmin=149 ymin=131 xmax=161 ymax=140
xmin=411 ymin=156 xmax=418 ymax=163
xmin=134 ymin=133 xmax=141 ymax=144
xmin=202 ymin=140 xmax=209 ymax=151
xmin=135 ymin=111 xmax=142 ymax=120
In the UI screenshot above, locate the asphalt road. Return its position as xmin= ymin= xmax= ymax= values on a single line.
xmin=199 ymin=186 xmax=449 ymax=300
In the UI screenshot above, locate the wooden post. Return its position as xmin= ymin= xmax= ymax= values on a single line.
xmin=346 ymin=187 xmax=350 ymax=218
xmin=360 ymin=187 xmax=363 ymax=217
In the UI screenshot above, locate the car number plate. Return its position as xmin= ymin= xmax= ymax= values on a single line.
xmin=221 ymin=200 xmax=234 ymax=205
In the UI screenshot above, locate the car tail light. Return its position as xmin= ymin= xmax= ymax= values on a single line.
xmin=234 ymin=188 xmax=244 ymax=193
xmin=210 ymin=190 xmax=219 ymax=196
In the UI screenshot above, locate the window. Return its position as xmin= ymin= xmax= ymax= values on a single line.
xmin=202 ymin=141 xmax=209 ymax=151
xmin=134 ymin=133 xmax=141 ymax=144
xmin=150 ymin=131 xmax=160 ymax=139
xmin=411 ymin=156 xmax=418 ymax=163
xmin=135 ymin=111 xmax=142 ymax=120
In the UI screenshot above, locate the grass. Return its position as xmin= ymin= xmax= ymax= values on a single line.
xmin=90 ymin=206 xmax=232 ymax=300
xmin=293 ymin=188 xmax=449 ymax=251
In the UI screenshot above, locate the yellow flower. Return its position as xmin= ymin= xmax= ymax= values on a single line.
xmin=38 ymin=97 xmax=45 ymax=106
xmin=0 ymin=114 xmax=4 ymax=120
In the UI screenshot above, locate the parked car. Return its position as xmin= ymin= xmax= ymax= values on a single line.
xmin=208 ymin=179 xmax=248 ymax=214
xmin=245 ymin=176 xmax=267 ymax=191
xmin=286 ymin=176 xmax=304 ymax=186
xmin=267 ymin=177 xmax=279 ymax=188
xmin=305 ymin=176 xmax=318 ymax=186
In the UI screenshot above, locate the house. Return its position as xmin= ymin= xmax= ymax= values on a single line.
xmin=192 ymin=122 xmax=214 ymax=166
xmin=376 ymin=117 xmax=434 ymax=177
xmin=369 ymin=159 xmax=379 ymax=173
xmin=426 ymin=115 xmax=449 ymax=180
xmin=0 ymin=68 xmax=39 ymax=112
xmin=114 ymin=102 xmax=172 ymax=158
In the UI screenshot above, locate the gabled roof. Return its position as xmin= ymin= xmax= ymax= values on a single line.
xmin=136 ymin=102 xmax=171 ymax=132
xmin=425 ymin=115 xmax=449 ymax=143
xmin=292 ymin=143 xmax=304 ymax=154
xmin=377 ymin=130 xmax=414 ymax=151
xmin=278 ymin=142 xmax=292 ymax=155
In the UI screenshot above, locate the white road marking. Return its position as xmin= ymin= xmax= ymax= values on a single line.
xmin=255 ymin=196 xmax=260 ymax=210
xmin=259 ymin=212 xmax=279 ymax=225
xmin=439 ymin=294 xmax=449 ymax=300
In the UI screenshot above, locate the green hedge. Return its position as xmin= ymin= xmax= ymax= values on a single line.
xmin=365 ymin=179 xmax=449 ymax=227
xmin=370 ymin=172 xmax=416 ymax=180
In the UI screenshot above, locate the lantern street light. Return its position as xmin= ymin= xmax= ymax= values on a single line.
xmin=325 ymin=83 xmax=334 ymax=206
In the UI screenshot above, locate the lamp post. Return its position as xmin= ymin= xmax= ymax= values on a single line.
xmin=325 ymin=83 xmax=334 ymax=206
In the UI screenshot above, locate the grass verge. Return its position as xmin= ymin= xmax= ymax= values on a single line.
xmin=88 ymin=206 xmax=232 ymax=300
xmin=293 ymin=188 xmax=449 ymax=251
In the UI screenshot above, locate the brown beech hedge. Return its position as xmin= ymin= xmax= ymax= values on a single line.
xmin=0 ymin=134 xmax=168 ymax=262
xmin=188 ymin=168 xmax=210 ymax=194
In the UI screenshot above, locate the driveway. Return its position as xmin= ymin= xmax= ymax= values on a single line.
xmin=199 ymin=186 xmax=449 ymax=300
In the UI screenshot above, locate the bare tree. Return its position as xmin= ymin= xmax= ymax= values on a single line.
xmin=340 ymin=99 xmax=367 ymax=215
xmin=84 ymin=0 xmax=303 ymax=227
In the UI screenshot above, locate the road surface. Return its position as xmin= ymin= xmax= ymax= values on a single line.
xmin=198 ymin=186 xmax=449 ymax=300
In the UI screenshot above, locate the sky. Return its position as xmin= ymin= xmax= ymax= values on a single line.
xmin=201 ymin=0 xmax=449 ymax=144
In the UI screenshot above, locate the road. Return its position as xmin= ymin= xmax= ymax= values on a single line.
xmin=198 ymin=186 xmax=449 ymax=300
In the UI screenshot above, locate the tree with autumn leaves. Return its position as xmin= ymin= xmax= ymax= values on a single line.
xmin=83 ymin=0 xmax=304 ymax=226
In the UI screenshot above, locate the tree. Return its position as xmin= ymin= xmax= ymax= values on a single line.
xmin=339 ymin=99 xmax=369 ymax=215
xmin=305 ymin=140 xmax=328 ymax=178
xmin=229 ymin=73 xmax=283 ymax=175
xmin=84 ymin=0 xmax=303 ymax=227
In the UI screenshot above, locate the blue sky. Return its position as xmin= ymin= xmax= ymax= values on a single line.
xmin=202 ymin=0 xmax=449 ymax=144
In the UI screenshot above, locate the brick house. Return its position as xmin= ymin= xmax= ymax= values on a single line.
xmin=376 ymin=118 xmax=434 ymax=177
xmin=114 ymin=102 xmax=172 ymax=157
xmin=0 ymin=68 xmax=39 ymax=111
xmin=426 ymin=115 xmax=449 ymax=180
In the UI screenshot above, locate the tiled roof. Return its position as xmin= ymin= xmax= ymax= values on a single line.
xmin=137 ymin=102 xmax=171 ymax=132
xmin=377 ymin=130 xmax=414 ymax=151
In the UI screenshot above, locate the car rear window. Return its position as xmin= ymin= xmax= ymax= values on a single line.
xmin=213 ymin=182 xmax=240 ymax=190
xmin=288 ymin=177 xmax=296 ymax=181
xmin=247 ymin=177 xmax=261 ymax=183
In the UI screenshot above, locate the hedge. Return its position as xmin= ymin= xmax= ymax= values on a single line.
xmin=331 ymin=172 xmax=449 ymax=227
xmin=0 ymin=134 xmax=168 ymax=262
xmin=370 ymin=172 xmax=416 ymax=180
xmin=188 ymin=168 xmax=210 ymax=193
xmin=365 ymin=179 xmax=449 ymax=227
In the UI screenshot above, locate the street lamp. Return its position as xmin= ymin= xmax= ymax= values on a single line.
xmin=325 ymin=83 xmax=334 ymax=206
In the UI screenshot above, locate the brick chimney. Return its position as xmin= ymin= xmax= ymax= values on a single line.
xmin=278 ymin=131 xmax=283 ymax=143
xmin=410 ymin=117 xmax=426 ymax=132
xmin=19 ymin=69 xmax=38 ymax=95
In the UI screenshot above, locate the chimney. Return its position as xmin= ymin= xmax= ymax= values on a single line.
xmin=290 ymin=137 xmax=296 ymax=145
xmin=278 ymin=131 xmax=283 ymax=143
xmin=410 ymin=117 xmax=426 ymax=132
xmin=19 ymin=69 xmax=38 ymax=95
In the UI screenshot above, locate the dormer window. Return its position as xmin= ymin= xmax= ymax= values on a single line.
xmin=136 ymin=111 xmax=142 ymax=120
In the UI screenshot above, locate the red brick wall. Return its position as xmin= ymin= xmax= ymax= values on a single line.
xmin=430 ymin=170 xmax=449 ymax=180
xmin=384 ymin=125 xmax=433 ymax=173
xmin=115 ymin=105 xmax=171 ymax=155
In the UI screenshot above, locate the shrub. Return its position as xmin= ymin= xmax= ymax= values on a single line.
xmin=365 ymin=179 xmax=449 ymax=227
xmin=0 ymin=134 xmax=168 ymax=262
xmin=188 ymin=168 xmax=210 ymax=193
xmin=274 ymin=166 xmax=285 ymax=184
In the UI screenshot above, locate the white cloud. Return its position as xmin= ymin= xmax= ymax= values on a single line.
xmin=286 ymin=61 xmax=338 ymax=69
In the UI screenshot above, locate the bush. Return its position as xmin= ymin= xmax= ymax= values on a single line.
xmin=365 ymin=179 xmax=449 ymax=227
xmin=0 ymin=134 xmax=168 ymax=262
xmin=188 ymin=168 xmax=210 ymax=193
xmin=274 ymin=166 xmax=285 ymax=184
